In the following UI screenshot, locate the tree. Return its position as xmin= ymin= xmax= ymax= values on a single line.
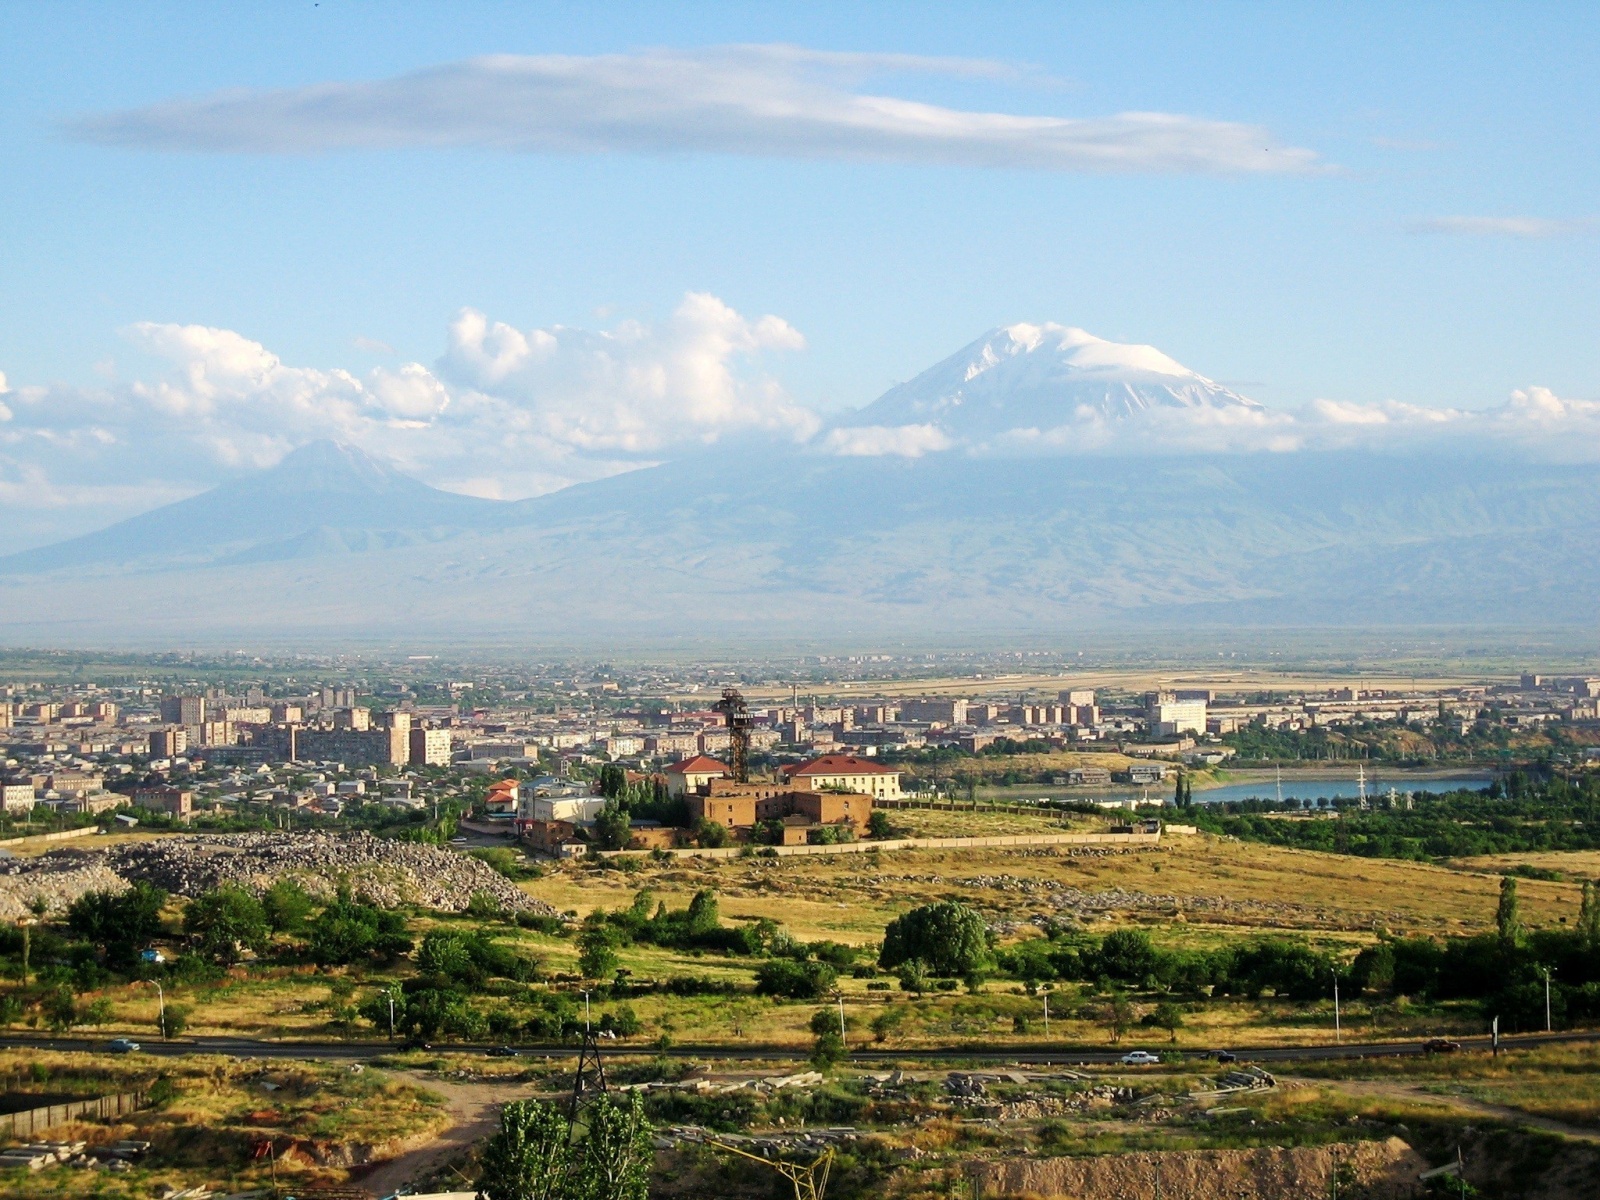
xmin=262 ymin=878 xmax=315 ymax=933
xmin=476 ymin=1097 xmax=574 ymax=1200
xmin=1098 ymin=929 xmax=1161 ymax=983
xmin=576 ymin=1091 xmax=654 ymax=1200
xmin=80 ymin=997 xmax=114 ymax=1027
xmin=879 ymin=901 xmax=990 ymax=978
xmin=685 ymin=890 xmax=719 ymax=937
xmin=692 ymin=819 xmax=728 ymax=849
xmin=184 ymin=886 xmax=269 ymax=965
xmin=810 ymin=1028 xmax=846 ymax=1069
xmin=307 ymin=898 xmax=413 ymax=966
xmin=594 ymin=800 xmax=631 ymax=852
xmin=577 ymin=926 xmax=619 ymax=979
xmin=1145 ymin=1001 xmax=1185 ymax=1042
xmin=43 ymin=986 xmax=78 ymax=1033
xmin=870 ymin=1007 xmax=906 ymax=1044
xmin=159 ymin=1004 xmax=190 ymax=1040
xmin=67 ymin=881 xmax=168 ymax=969
xmin=1496 ymin=876 xmax=1522 ymax=945
xmin=1581 ymin=880 xmax=1600 ymax=947
xmin=1097 ymin=992 xmax=1135 ymax=1043
xmin=867 ymin=811 xmax=894 ymax=839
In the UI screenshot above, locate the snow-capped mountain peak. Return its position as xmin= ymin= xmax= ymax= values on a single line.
xmin=856 ymin=324 xmax=1261 ymax=436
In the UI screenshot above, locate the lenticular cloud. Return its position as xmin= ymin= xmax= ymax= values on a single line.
xmin=68 ymin=46 xmax=1322 ymax=176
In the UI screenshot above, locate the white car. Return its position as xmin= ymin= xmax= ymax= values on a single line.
xmin=1119 ymin=1050 xmax=1161 ymax=1066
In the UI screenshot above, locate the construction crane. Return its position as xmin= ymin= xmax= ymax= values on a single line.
xmin=700 ymin=1136 xmax=833 ymax=1200
xmin=712 ymin=686 xmax=754 ymax=784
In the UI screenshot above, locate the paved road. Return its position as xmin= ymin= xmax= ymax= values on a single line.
xmin=5 ymin=1028 xmax=1598 ymax=1065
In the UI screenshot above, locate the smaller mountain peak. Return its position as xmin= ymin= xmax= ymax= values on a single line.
xmin=253 ymin=439 xmax=415 ymax=495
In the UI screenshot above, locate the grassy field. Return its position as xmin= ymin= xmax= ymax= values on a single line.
xmin=30 ymin=820 xmax=1584 ymax=1055
xmin=0 ymin=1049 xmax=448 ymax=1199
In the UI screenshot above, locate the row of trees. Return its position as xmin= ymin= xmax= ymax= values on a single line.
xmin=1195 ymin=775 xmax=1600 ymax=861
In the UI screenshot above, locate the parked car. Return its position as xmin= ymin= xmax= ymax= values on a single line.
xmin=1213 ymin=1050 xmax=1239 ymax=1064
xmin=1119 ymin=1050 xmax=1161 ymax=1066
xmin=399 ymin=1039 xmax=434 ymax=1052
xmin=106 ymin=1038 xmax=141 ymax=1054
xmin=1424 ymin=1038 xmax=1462 ymax=1054
xmin=486 ymin=1046 xmax=519 ymax=1058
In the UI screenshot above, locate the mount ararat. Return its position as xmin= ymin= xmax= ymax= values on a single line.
xmin=2 ymin=326 xmax=1594 ymax=644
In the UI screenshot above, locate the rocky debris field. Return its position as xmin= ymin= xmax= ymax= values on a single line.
xmin=0 ymin=832 xmax=557 ymax=917
xmin=0 ymin=854 xmax=128 ymax=920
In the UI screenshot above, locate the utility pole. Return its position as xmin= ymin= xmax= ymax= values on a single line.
xmin=581 ymin=989 xmax=592 ymax=1031
xmin=1543 ymin=967 xmax=1553 ymax=1033
xmin=835 ymin=989 xmax=847 ymax=1041
xmin=1042 ymin=989 xmax=1050 ymax=1037
xmin=387 ymin=989 xmax=396 ymax=1041
xmin=1333 ymin=974 xmax=1341 ymax=1043
xmin=145 ymin=981 xmax=165 ymax=1039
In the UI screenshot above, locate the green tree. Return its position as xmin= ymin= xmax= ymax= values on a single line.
xmin=577 ymin=926 xmax=619 ymax=979
xmin=1098 ymin=992 xmax=1135 ymax=1043
xmin=475 ymin=1098 xmax=574 ymax=1200
xmin=307 ymin=898 xmax=413 ymax=966
xmin=594 ymin=800 xmax=631 ymax=852
xmin=870 ymin=1007 xmax=906 ymax=1044
xmin=1580 ymin=880 xmax=1600 ymax=947
xmin=262 ymin=878 xmax=315 ymax=933
xmin=1146 ymin=1001 xmax=1185 ymax=1042
xmin=879 ymin=901 xmax=990 ymax=977
xmin=184 ymin=885 xmax=269 ymax=965
xmin=67 ymin=881 xmax=168 ymax=969
xmin=1098 ymin=929 xmax=1160 ymax=983
xmin=692 ymin=819 xmax=728 ymax=849
xmin=80 ymin=997 xmax=114 ymax=1027
xmin=810 ymin=1028 xmax=846 ymax=1069
xmin=159 ymin=1003 xmax=190 ymax=1040
xmin=684 ymin=889 xmax=719 ymax=937
xmin=576 ymin=1091 xmax=654 ymax=1200
xmin=1496 ymin=876 xmax=1522 ymax=945
xmin=867 ymin=811 xmax=894 ymax=839
xmin=43 ymin=986 xmax=78 ymax=1033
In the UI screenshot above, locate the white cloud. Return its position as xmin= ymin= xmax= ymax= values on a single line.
xmin=822 ymin=423 xmax=954 ymax=457
xmin=441 ymin=292 xmax=815 ymax=455
xmin=0 ymin=293 xmax=817 ymax=543
xmin=68 ymin=45 xmax=1322 ymax=175
xmin=1408 ymin=215 xmax=1596 ymax=238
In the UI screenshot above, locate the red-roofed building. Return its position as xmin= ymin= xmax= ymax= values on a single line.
xmin=485 ymin=778 xmax=519 ymax=814
xmin=664 ymin=755 xmax=730 ymax=797
xmin=780 ymin=755 xmax=902 ymax=800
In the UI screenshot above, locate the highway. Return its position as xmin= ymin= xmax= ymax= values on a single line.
xmin=4 ymin=1028 xmax=1597 ymax=1065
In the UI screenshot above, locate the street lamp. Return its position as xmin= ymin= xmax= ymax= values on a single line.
xmin=580 ymin=989 xmax=592 ymax=1032
xmin=1542 ymin=967 xmax=1554 ymax=1033
xmin=145 ymin=980 xmax=165 ymax=1040
xmin=1332 ymin=972 xmax=1342 ymax=1044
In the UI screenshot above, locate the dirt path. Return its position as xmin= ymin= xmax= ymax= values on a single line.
xmin=1287 ymin=1076 xmax=1600 ymax=1145
xmin=355 ymin=1072 xmax=532 ymax=1197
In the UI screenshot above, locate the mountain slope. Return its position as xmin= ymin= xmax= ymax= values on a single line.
xmin=1 ymin=446 xmax=1593 ymax=644
xmin=0 ymin=440 xmax=508 ymax=575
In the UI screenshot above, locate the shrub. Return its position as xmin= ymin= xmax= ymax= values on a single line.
xmin=755 ymin=959 xmax=837 ymax=1000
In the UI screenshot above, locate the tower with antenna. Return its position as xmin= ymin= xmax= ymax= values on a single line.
xmin=714 ymin=686 xmax=754 ymax=784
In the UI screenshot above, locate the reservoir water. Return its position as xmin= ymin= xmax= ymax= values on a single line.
xmin=1193 ymin=774 xmax=1492 ymax=806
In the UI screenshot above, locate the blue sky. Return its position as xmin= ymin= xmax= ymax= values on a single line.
xmin=1 ymin=2 xmax=1597 ymax=547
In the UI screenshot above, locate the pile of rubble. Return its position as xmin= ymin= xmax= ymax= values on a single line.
xmin=624 ymin=1070 xmax=824 ymax=1097
xmin=657 ymin=1124 xmax=859 ymax=1154
xmin=0 ymin=1138 xmax=148 ymax=1172
xmin=0 ymin=854 xmax=128 ymax=919
xmin=0 ymin=833 xmax=557 ymax=916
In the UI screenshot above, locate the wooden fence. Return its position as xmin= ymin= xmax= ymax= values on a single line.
xmin=0 ymin=1090 xmax=146 ymax=1138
